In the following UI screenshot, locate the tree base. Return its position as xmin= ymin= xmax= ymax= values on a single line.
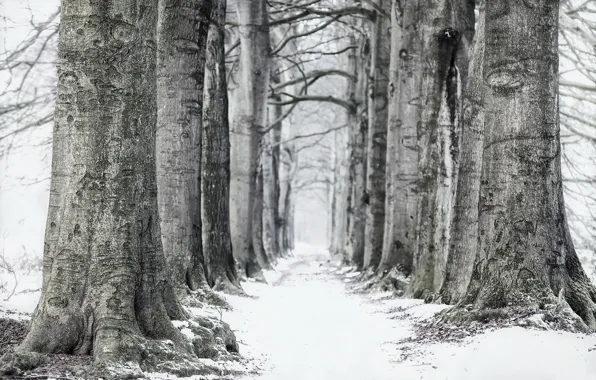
xmin=0 ymin=310 xmax=241 ymax=379
xmin=440 ymin=303 xmax=593 ymax=334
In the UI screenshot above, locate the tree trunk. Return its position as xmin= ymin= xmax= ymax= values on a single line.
xmin=202 ymin=0 xmax=243 ymax=294
xmin=253 ymin=142 xmax=273 ymax=270
xmin=330 ymin=124 xmax=350 ymax=256
xmin=6 ymin=0 xmax=189 ymax=367
xmin=438 ymin=0 xmax=484 ymax=305
xmin=380 ymin=0 xmax=418 ymax=275
xmin=262 ymin=125 xmax=279 ymax=262
xmin=155 ymin=0 xmax=212 ymax=296
xmin=271 ymin=109 xmax=283 ymax=257
xmin=459 ymin=0 xmax=596 ymax=329
xmin=346 ymin=37 xmax=370 ymax=270
xmin=230 ymin=0 xmax=270 ymax=280
xmin=363 ymin=0 xmax=390 ymax=270
xmin=407 ymin=0 xmax=472 ymax=299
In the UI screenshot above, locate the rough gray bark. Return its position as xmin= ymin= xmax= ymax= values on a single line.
xmin=230 ymin=0 xmax=270 ymax=280
xmin=3 ymin=0 xmax=189 ymax=368
xmin=363 ymin=0 xmax=390 ymax=270
xmin=270 ymin=105 xmax=283 ymax=257
xmin=407 ymin=0 xmax=473 ymax=299
xmin=380 ymin=0 xmax=418 ymax=275
xmin=262 ymin=124 xmax=279 ymax=263
xmin=458 ymin=0 xmax=596 ymax=329
xmin=438 ymin=1 xmax=484 ymax=305
xmin=280 ymin=146 xmax=296 ymax=253
xmin=202 ymin=0 xmax=243 ymax=294
xmin=156 ymin=0 xmax=212 ymax=296
xmin=329 ymin=124 xmax=350 ymax=256
xmin=253 ymin=141 xmax=273 ymax=270
xmin=346 ymin=37 xmax=370 ymax=270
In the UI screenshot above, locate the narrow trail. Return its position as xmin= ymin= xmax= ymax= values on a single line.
xmin=224 ymin=246 xmax=596 ymax=380
xmin=228 ymin=248 xmax=414 ymax=380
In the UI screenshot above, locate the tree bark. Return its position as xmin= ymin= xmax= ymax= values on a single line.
xmin=346 ymin=36 xmax=370 ymax=270
xmin=155 ymin=0 xmax=212 ymax=296
xmin=459 ymin=0 xmax=596 ymax=329
xmin=253 ymin=141 xmax=273 ymax=270
xmin=380 ymin=0 xmax=418 ymax=275
xmin=407 ymin=0 xmax=473 ymax=299
xmin=202 ymin=0 xmax=243 ymax=294
xmin=6 ymin=0 xmax=189 ymax=367
xmin=363 ymin=0 xmax=390 ymax=270
xmin=438 ymin=0 xmax=484 ymax=305
xmin=230 ymin=0 xmax=270 ymax=280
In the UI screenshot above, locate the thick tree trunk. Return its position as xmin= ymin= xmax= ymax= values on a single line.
xmin=438 ymin=1 xmax=484 ymax=305
xmin=230 ymin=0 xmax=270 ymax=280
xmin=5 ymin=0 xmax=190 ymax=368
xmin=202 ymin=0 xmax=243 ymax=294
xmin=363 ymin=0 xmax=390 ymax=270
xmin=459 ymin=0 xmax=596 ymax=329
xmin=380 ymin=0 xmax=418 ymax=275
xmin=156 ymin=0 xmax=212 ymax=296
xmin=346 ymin=37 xmax=370 ymax=270
xmin=407 ymin=0 xmax=473 ymax=299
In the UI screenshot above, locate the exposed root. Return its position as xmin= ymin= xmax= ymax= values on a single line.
xmin=0 ymin=352 xmax=47 ymax=377
xmin=440 ymin=303 xmax=593 ymax=334
xmin=212 ymin=276 xmax=246 ymax=297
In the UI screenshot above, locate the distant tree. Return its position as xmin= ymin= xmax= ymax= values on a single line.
xmin=230 ymin=0 xmax=271 ymax=280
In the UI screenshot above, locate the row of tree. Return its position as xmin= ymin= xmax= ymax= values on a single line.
xmin=329 ymin=0 xmax=596 ymax=328
xmin=0 ymin=0 xmax=298 ymax=374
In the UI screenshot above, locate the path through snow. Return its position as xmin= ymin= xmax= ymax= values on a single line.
xmin=226 ymin=244 xmax=596 ymax=380
xmin=2 ymin=243 xmax=596 ymax=379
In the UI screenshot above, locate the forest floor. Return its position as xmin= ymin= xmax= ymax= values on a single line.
xmin=2 ymin=243 xmax=596 ymax=379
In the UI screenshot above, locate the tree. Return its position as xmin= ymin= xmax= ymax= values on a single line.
xmin=405 ymin=0 xmax=473 ymax=299
xmin=456 ymin=0 xmax=596 ymax=329
xmin=202 ymin=0 xmax=243 ymax=293
xmin=363 ymin=0 xmax=390 ymax=270
xmin=438 ymin=0 xmax=484 ymax=305
xmin=345 ymin=35 xmax=370 ymax=270
xmin=1 ymin=0 xmax=191 ymax=371
xmin=380 ymin=0 xmax=421 ymax=276
xmin=230 ymin=0 xmax=271 ymax=280
xmin=156 ymin=0 xmax=213 ymax=295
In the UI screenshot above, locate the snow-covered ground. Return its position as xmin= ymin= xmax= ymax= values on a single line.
xmin=2 ymin=243 xmax=596 ymax=380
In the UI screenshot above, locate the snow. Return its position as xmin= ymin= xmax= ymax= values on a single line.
xmin=2 ymin=243 xmax=596 ymax=380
